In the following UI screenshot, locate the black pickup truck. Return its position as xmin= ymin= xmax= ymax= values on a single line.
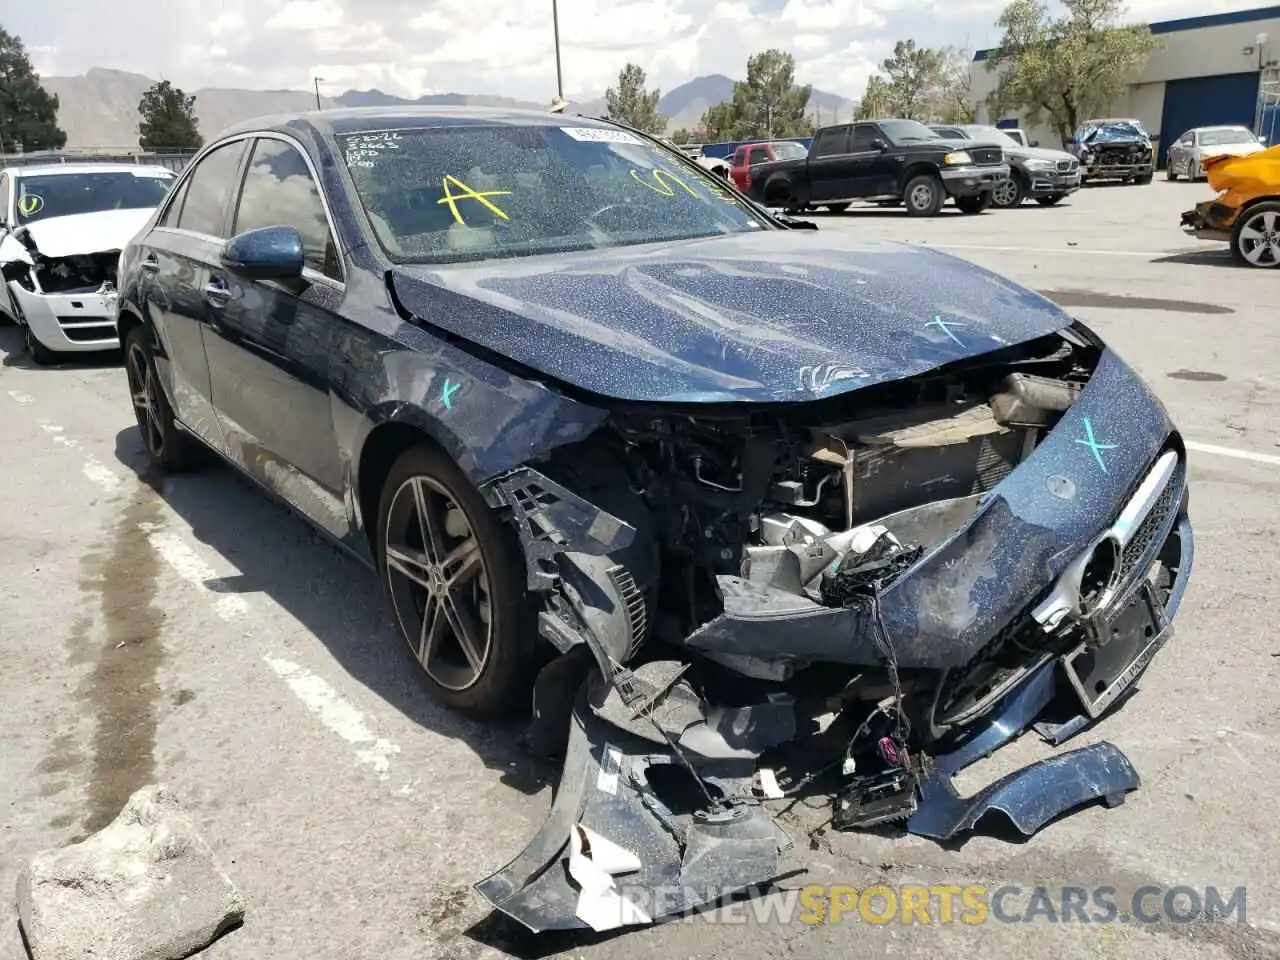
xmin=745 ymin=118 xmax=1011 ymax=216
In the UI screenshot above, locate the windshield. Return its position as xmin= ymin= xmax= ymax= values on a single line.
xmin=1199 ymin=127 xmax=1257 ymax=146
xmin=771 ymin=141 xmax=808 ymax=160
xmin=1086 ymin=122 xmax=1147 ymax=142
xmin=14 ymin=170 xmax=175 ymax=225
xmin=336 ymin=125 xmax=768 ymax=264
xmin=962 ymin=126 xmax=1022 ymax=148
xmin=877 ymin=120 xmax=942 ymax=144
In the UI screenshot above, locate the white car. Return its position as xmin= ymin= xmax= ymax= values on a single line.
xmin=0 ymin=162 xmax=177 ymax=364
xmin=1166 ymin=125 xmax=1265 ymax=182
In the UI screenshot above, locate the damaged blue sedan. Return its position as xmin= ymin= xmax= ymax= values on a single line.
xmin=115 ymin=106 xmax=1194 ymax=935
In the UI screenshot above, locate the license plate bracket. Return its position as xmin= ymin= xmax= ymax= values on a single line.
xmin=1061 ymin=583 xmax=1171 ymax=719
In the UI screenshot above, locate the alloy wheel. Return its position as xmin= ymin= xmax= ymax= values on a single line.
xmin=126 ymin=340 xmax=166 ymax=458
xmin=383 ymin=475 xmax=493 ymax=691
xmin=992 ymin=178 xmax=1019 ymax=206
xmin=1236 ymin=209 xmax=1280 ymax=267
xmin=909 ymin=183 xmax=933 ymax=211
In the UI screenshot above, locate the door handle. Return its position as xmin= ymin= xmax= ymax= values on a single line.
xmin=203 ymin=280 xmax=237 ymax=308
xmin=140 ymin=255 xmax=160 ymax=272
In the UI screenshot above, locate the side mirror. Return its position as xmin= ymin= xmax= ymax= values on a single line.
xmin=219 ymin=225 xmax=305 ymax=280
xmin=1030 ymin=140 xmax=1040 ymax=147
xmin=871 ymin=138 xmax=888 ymax=151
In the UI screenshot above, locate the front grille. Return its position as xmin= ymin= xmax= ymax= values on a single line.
xmin=971 ymin=147 xmax=1003 ymax=165
xmin=1057 ymin=159 xmax=1078 ymax=172
xmin=1095 ymin=144 xmax=1147 ymax=163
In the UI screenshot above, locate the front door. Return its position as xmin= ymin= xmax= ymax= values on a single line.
xmin=807 ymin=125 xmax=854 ymax=203
xmin=848 ymin=123 xmax=899 ymax=196
xmin=202 ymin=134 xmax=350 ymax=538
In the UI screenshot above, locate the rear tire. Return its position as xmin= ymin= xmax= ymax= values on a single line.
xmin=903 ymin=174 xmax=944 ymax=217
xmin=123 ymin=325 xmax=203 ymax=471
xmin=375 ymin=443 xmax=534 ymax=717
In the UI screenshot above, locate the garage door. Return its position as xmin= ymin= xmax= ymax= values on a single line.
xmin=1158 ymin=71 xmax=1261 ymax=168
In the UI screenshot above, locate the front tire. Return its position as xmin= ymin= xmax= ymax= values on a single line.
xmin=123 ymin=325 xmax=202 ymax=471
xmin=1135 ymin=172 xmax=1153 ymax=184
xmin=955 ymin=193 xmax=991 ymax=214
xmin=824 ymin=202 xmax=851 ymax=213
xmin=1035 ymin=194 xmax=1064 ymax=206
xmin=903 ymin=174 xmax=944 ymax=216
xmin=376 ymin=444 xmax=533 ymax=717
xmin=991 ymin=174 xmax=1024 ymax=208
xmin=24 ymin=324 xmax=58 ymax=366
xmin=1230 ymin=201 xmax=1280 ymax=269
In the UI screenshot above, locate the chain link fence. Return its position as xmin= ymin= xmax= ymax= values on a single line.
xmin=0 ymin=147 xmax=200 ymax=172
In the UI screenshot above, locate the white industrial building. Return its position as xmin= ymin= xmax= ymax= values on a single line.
xmin=969 ymin=5 xmax=1280 ymax=167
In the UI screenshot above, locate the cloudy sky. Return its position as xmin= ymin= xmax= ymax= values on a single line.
xmin=8 ymin=0 xmax=1268 ymax=102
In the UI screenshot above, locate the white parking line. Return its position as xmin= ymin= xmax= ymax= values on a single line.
xmin=5 ymin=396 xmax=402 ymax=783
xmin=1186 ymin=440 xmax=1280 ymax=467
xmin=917 ymin=242 xmax=1218 ymax=258
xmin=265 ymin=657 xmax=401 ymax=779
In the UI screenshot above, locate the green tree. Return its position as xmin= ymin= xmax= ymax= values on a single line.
xmin=984 ymin=0 xmax=1159 ymax=146
xmin=137 ymin=80 xmax=203 ymax=151
xmin=858 ymin=41 xmax=974 ymax=122
xmin=669 ymin=127 xmax=695 ymax=144
xmin=697 ymin=49 xmax=813 ymax=140
xmin=604 ymin=63 xmax=666 ymax=135
xmin=0 ymin=28 xmax=66 ymax=153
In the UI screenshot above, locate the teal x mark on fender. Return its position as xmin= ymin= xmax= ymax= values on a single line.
xmin=1074 ymin=417 xmax=1118 ymax=473
xmin=924 ymin=315 xmax=965 ymax=346
xmin=440 ymin=377 xmax=461 ymax=410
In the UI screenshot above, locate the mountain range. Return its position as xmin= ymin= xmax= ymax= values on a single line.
xmin=39 ymin=68 xmax=858 ymax=149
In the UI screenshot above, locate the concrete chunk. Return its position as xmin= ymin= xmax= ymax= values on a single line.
xmin=16 ymin=784 xmax=244 ymax=960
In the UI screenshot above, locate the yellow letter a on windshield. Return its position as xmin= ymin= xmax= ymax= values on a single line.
xmin=438 ymin=175 xmax=512 ymax=225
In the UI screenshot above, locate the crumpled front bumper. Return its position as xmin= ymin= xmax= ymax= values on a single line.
xmin=9 ymin=281 xmax=120 ymax=353
xmin=1180 ymin=198 xmax=1236 ymax=241
xmin=475 ymin=339 xmax=1197 ymax=936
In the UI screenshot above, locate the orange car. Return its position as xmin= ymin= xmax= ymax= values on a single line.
xmin=1179 ymin=144 xmax=1280 ymax=268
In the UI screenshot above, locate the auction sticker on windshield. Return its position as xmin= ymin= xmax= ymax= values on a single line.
xmin=560 ymin=126 xmax=645 ymax=144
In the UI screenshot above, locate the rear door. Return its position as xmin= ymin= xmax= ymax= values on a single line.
xmin=201 ymin=134 xmax=349 ymax=536
xmin=140 ymin=137 xmax=250 ymax=447
xmin=744 ymin=144 xmax=773 ymax=193
xmin=806 ymin=125 xmax=853 ymax=203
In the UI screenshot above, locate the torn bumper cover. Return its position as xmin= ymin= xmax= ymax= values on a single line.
xmin=0 ymin=209 xmax=153 ymax=353
xmin=1180 ymin=199 xmax=1235 ymax=242
xmin=476 ymin=345 xmax=1195 ymax=935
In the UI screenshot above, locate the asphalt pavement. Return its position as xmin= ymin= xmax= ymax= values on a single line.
xmin=2 ymin=179 xmax=1278 ymax=960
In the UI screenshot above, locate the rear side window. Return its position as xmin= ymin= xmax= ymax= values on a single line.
xmin=177 ymin=140 xmax=248 ymax=238
xmin=811 ymin=126 xmax=851 ymax=158
xmin=233 ymin=137 xmax=341 ymax=281
xmin=733 ymin=147 xmax=747 ymax=165
xmin=158 ymin=176 xmax=190 ymax=227
xmin=748 ymin=147 xmax=769 ymax=165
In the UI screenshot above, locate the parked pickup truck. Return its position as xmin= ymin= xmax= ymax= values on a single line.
xmin=744 ymin=118 xmax=1011 ymax=216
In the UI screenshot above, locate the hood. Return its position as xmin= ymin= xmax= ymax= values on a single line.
xmin=13 ymin=208 xmax=154 ymax=259
xmin=1204 ymin=142 xmax=1280 ymax=193
xmin=389 ymin=230 xmax=1075 ymax=404
xmin=1016 ymin=145 xmax=1076 ymax=163
xmin=1199 ymin=141 xmax=1265 ymax=158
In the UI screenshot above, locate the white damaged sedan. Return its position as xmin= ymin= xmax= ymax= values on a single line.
xmin=0 ymin=163 xmax=176 ymax=364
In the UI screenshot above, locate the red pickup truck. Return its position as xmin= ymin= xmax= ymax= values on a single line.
xmin=729 ymin=141 xmax=809 ymax=192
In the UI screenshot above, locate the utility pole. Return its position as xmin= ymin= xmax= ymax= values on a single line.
xmin=552 ymin=0 xmax=564 ymax=100
xmin=313 ymin=76 xmax=324 ymax=111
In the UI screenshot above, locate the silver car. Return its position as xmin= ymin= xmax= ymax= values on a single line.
xmin=1166 ymin=125 xmax=1265 ymax=182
